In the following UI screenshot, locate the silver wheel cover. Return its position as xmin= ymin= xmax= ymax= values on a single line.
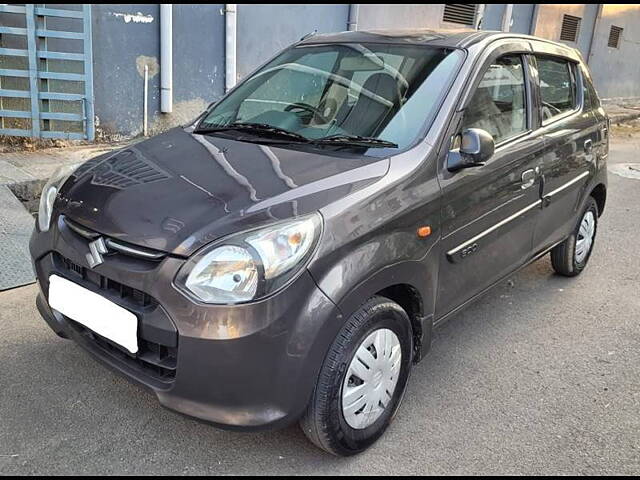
xmin=575 ymin=210 xmax=595 ymax=263
xmin=341 ymin=328 xmax=402 ymax=430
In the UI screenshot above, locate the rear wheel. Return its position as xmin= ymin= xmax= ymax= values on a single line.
xmin=551 ymin=197 xmax=598 ymax=276
xmin=300 ymin=296 xmax=413 ymax=456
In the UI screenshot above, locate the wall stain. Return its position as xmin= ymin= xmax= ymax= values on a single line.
xmin=149 ymin=98 xmax=210 ymax=136
xmin=136 ymin=56 xmax=159 ymax=79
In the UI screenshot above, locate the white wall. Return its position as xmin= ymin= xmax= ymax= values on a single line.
xmin=358 ymin=4 xmax=453 ymax=30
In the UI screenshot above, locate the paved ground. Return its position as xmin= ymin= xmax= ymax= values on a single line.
xmin=0 ymin=186 xmax=34 ymax=291
xmin=0 ymin=141 xmax=132 ymax=291
xmin=0 ymin=142 xmax=125 ymax=185
xmin=1 ymin=133 xmax=639 ymax=475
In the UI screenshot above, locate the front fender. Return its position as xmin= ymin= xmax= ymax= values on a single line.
xmin=308 ymin=145 xmax=442 ymax=361
xmin=316 ymin=252 xmax=439 ymax=362
xmin=321 ymin=255 xmax=437 ymax=326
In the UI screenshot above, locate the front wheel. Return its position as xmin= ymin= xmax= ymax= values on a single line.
xmin=300 ymin=296 xmax=413 ymax=456
xmin=551 ymin=196 xmax=598 ymax=276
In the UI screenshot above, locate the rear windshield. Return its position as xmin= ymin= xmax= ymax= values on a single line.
xmin=199 ymin=43 xmax=464 ymax=152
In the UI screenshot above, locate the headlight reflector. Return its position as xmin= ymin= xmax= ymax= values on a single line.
xmin=184 ymin=245 xmax=258 ymax=303
xmin=178 ymin=214 xmax=322 ymax=304
xmin=245 ymin=217 xmax=317 ymax=280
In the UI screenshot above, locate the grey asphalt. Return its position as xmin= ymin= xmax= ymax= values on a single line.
xmin=1 ymin=134 xmax=639 ymax=475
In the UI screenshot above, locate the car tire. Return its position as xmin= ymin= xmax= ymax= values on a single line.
xmin=551 ymin=196 xmax=598 ymax=277
xmin=300 ymin=296 xmax=413 ymax=456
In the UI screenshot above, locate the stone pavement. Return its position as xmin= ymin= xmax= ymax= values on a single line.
xmin=0 ymin=185 xmax=34 ymax=290
xmin=604 ymin=102 xmax=640 ymax=124
xmin=0 ymin=142 xmax=126 ymax=187
xmin=0 ymin=141 xmax=130 ymax=290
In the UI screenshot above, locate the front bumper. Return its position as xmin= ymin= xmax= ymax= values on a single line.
xmin=30 ymin=215 xmax=341 ymax=431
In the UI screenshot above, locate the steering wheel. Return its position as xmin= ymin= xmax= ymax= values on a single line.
xmin=541 ymin=101 xmax=562 ymax=120
xmin=284 ymin=102 xmax=331 ymax=124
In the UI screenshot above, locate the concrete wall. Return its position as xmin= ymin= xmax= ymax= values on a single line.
xmin=481 ymin=4 xmax=536 ymax=34
xmin=358 ymin=4 xmax=444 ymax=30
xmin=236 ymin=4 xmax=349 ymax=78
xmin=532 ymin=4 xmax=599 ymax=58
xmin=92 ymin=3 xmax=349 ymax=138
xmin=588 ymin=5 xmax=640 ymax=101
xmin=86 ymin=3 xmax=640 ymax=136
xmin=91 ymin=4 xmax=225 ymax=139
xmin=4 ymin=3 xmax=640 ymax=139
xmin=357 ymin=4 xmax=533 ymax=33
xmin=510 ymin=4 xmax=536 ymax=35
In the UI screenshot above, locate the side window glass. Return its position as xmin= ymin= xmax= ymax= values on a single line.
xmin=582 ymin=69 xmax=600 ymax=110
xmin=462 ymin=55 xmax=527 ymax=144
xmin=582 ymin=75 xmax=592 ymax=110
xmin=589 ymin=82 xmax=600 ymax=109
xmin=536 ymin=56 xmax=577 ymax=122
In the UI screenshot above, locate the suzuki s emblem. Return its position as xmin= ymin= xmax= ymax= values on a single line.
xmin=86 ymin=237 xmax=108 ymax=268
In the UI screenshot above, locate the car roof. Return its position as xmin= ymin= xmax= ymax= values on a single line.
xmin=299 ymin=28 xmax=580 ymax=59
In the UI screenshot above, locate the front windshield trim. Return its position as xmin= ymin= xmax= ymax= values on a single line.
xmin=195 ymin=43 xmax=467 ymax=157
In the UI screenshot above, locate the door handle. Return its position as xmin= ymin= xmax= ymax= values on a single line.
xmin=584 ymin=139 xmax=593 ymax=154
xmin=521 ymin=169 xmax=536 ymax=189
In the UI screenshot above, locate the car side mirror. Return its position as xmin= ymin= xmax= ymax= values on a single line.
xmin=447 ymin=128 xmax=495 ymax=172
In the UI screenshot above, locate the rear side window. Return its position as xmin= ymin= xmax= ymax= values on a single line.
xmin=581 ymin=69 xmax=600 ymax=110
xmin=462 ymin=55 xmax=527 ymax=144
xmin=536 ymin=56 xmax=577 ymax=122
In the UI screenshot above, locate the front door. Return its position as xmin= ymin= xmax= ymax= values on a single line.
xmin=436 ymin=53 xmax=545 ymax=320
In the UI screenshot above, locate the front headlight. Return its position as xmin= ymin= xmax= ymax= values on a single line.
xmin=37 ymin=163 xmax=81 ymax=232
xmin=176 ymin=213 xmax=322 ymax=304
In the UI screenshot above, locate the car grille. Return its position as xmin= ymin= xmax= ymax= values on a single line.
xmin=60 ymin=255 xmax=157 ymax=308
xmin=71 ymin=324 xmax=178 ymax=385
xmin=56 ymin=254 xmax=178 ymax=387
xmin=63 ymin=216 xmax=166 ymax=262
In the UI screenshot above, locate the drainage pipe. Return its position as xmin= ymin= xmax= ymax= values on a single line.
xmin=160 ymin=4 xmax=173 ymax=113
xmin=475 ymin=4 xmax=486 ymax=29
xmin=501 ymin=4 xmax=513 ymax=32
xmin=529 ymin=4 xmax=540 ymax=35
xmin=225 ymin=4 xmax=237 ymax=92
xmin=348 ymin=4 xmax=359 ymax=31
xmin=143 ymin=64 xmax=149 ymax=136
xmin=586 ymin=4 xmax=603 ymax=66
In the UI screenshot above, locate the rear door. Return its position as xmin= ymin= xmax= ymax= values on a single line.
xmin=531 ymin=51 xmax=599 ymax=252
xmin=435 ymin=43 xmax=546 ymax=320
xmin=580 ymin=64 xmax=609 ymax=163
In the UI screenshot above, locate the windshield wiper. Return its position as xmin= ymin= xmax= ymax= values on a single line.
xmin=309 ymin=134 xmax=398 ymax=148
xmin=193 ymin=122 xmax=309 ymax=143
xmin=194 ymin=124 xmax=398 ymax=149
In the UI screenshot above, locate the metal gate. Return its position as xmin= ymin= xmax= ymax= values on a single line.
xmin=0 ymin=4 xmax=94 ymax=141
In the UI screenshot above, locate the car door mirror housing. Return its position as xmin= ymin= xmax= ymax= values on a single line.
xmin=447 ymin=128 xmax=495 ymax=172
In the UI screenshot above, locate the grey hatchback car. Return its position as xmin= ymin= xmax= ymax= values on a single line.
xmin=30 ymin=29 xmax=608 ymax=456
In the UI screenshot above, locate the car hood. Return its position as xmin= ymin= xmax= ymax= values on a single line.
xmin=57 ymin=127 xmax=389 ymax=256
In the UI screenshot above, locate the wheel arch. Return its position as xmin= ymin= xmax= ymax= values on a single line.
xmin=376 ymin=283 xmax=431 ymax=362
xmin=328 ymin=260 xmax=438 ymax=363
xmin=590 ymin=183 xmax=606 ymax=217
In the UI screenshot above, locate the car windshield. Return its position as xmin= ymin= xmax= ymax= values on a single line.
xmin=197 ymin=43 xmax=464 ymax=151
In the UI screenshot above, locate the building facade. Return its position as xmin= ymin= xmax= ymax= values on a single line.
xmin=1 ymin=3 xmax=639 ymax=140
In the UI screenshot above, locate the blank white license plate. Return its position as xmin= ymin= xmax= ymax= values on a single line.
xmin=48 ymin=274 xmax=138 ymax=354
